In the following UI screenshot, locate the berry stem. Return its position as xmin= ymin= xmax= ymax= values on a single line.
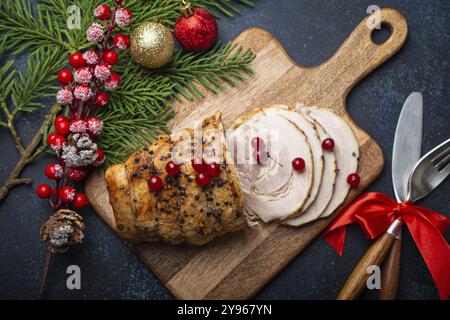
xmin=0 ymin=103 xmax=62 ymax=204
xmin=38 ymin=250 xmax=54 ymax=299
xmin=103 ymin=2 xmax=121 ymax=52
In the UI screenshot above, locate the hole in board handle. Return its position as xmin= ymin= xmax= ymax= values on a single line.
xmin=371 ymin=22 xmax=392 ymax=45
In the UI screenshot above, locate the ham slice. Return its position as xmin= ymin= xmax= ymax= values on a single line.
xmin=228 ymin=109 xmax=313 ymax=222
xmin=284 ymin=112 xmax=337 ymax=226
xmin=263 ymin=105 xmax=324 ymax=214
xmin=305 ymin=106 xmax=359 ymax=218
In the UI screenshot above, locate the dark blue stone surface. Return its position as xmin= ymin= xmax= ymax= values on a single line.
xmin=0 ymin=0 xmax=448 ymax=299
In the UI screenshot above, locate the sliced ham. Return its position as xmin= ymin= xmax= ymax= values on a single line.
xmin=263 ymin=105 xmax=324 ymax=214
xmin=284 ymin=112 xmax=337 ymax=226
xmin=228 ymin=109 xmax=313 ymax=222
xmin=305 ymin=106 xmax=359 ymax=218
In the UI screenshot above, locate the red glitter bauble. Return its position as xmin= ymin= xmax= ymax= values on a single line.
xmin=174 ymin=7 xmax=218 ymax=52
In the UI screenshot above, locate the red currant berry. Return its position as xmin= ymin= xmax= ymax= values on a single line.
xmin=69 ymin=52 xmax=86 ymax=68
xmin=322 ymin=138 xmax=335 ymax=151
xmin=72 ymin=193 xmax=89 ymax=208
xmin=36 ymin=184 xmax=52 ymax=199
xmin=206 ymin=162 xmax=221 ymax=177
xmin=96 ymin=149 xmax=105 ymax=162
xmin=67 ymin=167 xmax=89 ymax=182
xmin=46 ymin=133 xmax=59 ymax=146
xmin=55 ymin=119 xmax=71 ymax=136
xmin=165 ymin=161 xmax=181 ymax=177
xmin=347 ymin=173 xmax=361 ymax=188
xmin=46 ymin=133 xmax=65 ymax=151
xmin=45 ymin=163 xmax=64 ymax=180
xmin=94 ymin=4 xmax=111 ymax=20
xmin=57 ymin=69 xmax=73 ymax=84
xmin=103 ymin=49 xmax=119 ymax=65
xmin=191 ymin=158 xmax=207 ymax=173
xmin=113 ymin=34 xmax=130 ymax=49
xmin=94 ymin=91 xmax=109 ymax=107
xmin=292 ymin=157 xmax=305 ymax=172
xmin=196 ymin=172 xmax=211 ymax=187
xmin=148 ymin=176 xmax=163 ymax=192
xmin=251 ymin=137 xmax=265 ymax=151
xmin=59 ymin=186 xmax=76 ymax=203
xmin=252 ymin=150 xmax=267 ymax=165
xmin=54 ymin=115 xmax=69 ymax=124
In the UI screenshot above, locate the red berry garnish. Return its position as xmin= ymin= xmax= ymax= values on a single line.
xmin=57 ymin=69 xmax=73 ymax=84
xmin=252 ymin=150 xmax=267 ymax=165
xmin=94 ymin=4 xmax=111 ymax=20
xmin=94 ymin=91 xmax=109 ymax=107
xmin=322 ymin=138 xmax=335 ymax=151
xmin=103 ymin=49 xmax=119 ymax=65
xmin=59 ymin=186 xmax=76 ymax=203
xmin=251 ymin=137 xmax=265 ymax=151
xmin=46 ymin=133 xmax=65 ymax=151
xmin=292 ymin=157 xmax=306 ymax=172
xmin=54 ymin=115 xmax=69 ymax=124
xmin=206 ymin=162 xmax=221 ymax=177
xmin=347 ymin=173 xmax=361 ymax=188
xmin=67 ymin=167 xmax=89 ymax=182
xmin=45 ymin=163 xmax=64 ymax=180
xmin=196 ymin=172 xmax=211 ymax=186
xmin=191 ymin=158 xmax=207 ymax=173
xmin=46 ymin=133 xmax=59 ymax=146
xmin=36 ymin=184 xmax=51 ymax=199
xmin=113 ymin=34 xmax=130 ymax=50
xmin=69 ymin=52 xmax=86 ymax=68
xmin=165 ymin=161 xmax=181 ymax=177
xmin=148 ymin=176 xmax=163 ymax=192
xmin=55 ymin=118 xmax=71 ymax=136
xmin=96 ymin=149 xmax=105 ymax=162
xmin=72 ymin=193 xmax=89 ymax=208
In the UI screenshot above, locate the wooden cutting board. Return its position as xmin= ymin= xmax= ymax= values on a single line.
xmin=86 ymin=8 xmax=407 ymax=299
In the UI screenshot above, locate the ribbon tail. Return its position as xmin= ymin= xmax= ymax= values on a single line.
xmin=323 ymin=227 xmax=347 ymax=256
xmin=404 ymin=214 xmax=450 ymax=300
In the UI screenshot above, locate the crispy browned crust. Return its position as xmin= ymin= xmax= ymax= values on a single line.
xmin=106 ymin=113 xmax=247 ymax=245
xmin=124 ymin=136 xmax=169 ymax=241
xmin=104 ymin=163 xmax=137 ymax=240
xmin=201 ymin=112 xmax=247 ymax=233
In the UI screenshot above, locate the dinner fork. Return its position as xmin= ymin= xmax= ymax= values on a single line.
xmin=338 ymin=138 xmax=450 ymax=300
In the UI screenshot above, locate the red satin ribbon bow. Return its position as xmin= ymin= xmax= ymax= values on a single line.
xmin=322 ymin=192 xmax=450 ymax=300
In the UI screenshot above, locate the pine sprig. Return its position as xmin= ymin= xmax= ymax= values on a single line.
xmin=98 ymin=107 xmax=175 ymax=164
xmin=10 ymin=47 xmax=67 ymax=116
xmin=0 ymin=0 xmax=256 ymax=201
xmin=163 ymin=42 xmax=255 ymax=99
xmin=0 ymin=0 xmax=69 ymax=54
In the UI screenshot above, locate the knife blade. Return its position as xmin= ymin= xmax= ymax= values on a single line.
xmin=392 ymin=92 xmax=423 ymax=202
xmin=379 ymin=92 xmax=423 ymax=300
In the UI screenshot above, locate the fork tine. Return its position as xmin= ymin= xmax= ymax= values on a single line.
xmin=437 ymin=154 xmax=450 ymax=171
xmin=428 ymin=140 xmax=450 ymax=164
xmin=436 ymin=163 xmax=450 ymax=185
xmin=431 ymin=147 xmax=450 ymax=165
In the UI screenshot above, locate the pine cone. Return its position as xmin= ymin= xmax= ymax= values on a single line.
xmin=61 ymin=133 xmax=98 ymax=167
xmin=40 ymin=209 xmax=85 ymax=253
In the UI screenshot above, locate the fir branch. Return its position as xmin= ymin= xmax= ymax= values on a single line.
xmin=0 ymin=0 xmax=256 ymax=187
xmin=97 ymin=107 xmax=175 ymax=164
xmin=128 ymin=0 xmax=254 ymax=27
xmin=11 ymin=47 xmax=67 ymax=116
xmin=163 ymin=42 xmax=255 ymax=99
xmin=0 ymin=0 xmax=70 ymax=54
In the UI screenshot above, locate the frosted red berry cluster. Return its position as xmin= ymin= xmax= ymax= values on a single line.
xmin=37 ymin=1 xmax=132 ymax=211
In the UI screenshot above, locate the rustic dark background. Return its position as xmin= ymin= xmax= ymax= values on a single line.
xmin=0 ymin=0 xmax=449 ymax=300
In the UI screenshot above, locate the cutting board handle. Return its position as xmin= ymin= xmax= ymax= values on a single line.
xmin=316 ymin=8 xmax=407 ymax=106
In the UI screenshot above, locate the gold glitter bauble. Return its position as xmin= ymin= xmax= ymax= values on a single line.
xmin=130 ymin=22 xmax=175 ymax=69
